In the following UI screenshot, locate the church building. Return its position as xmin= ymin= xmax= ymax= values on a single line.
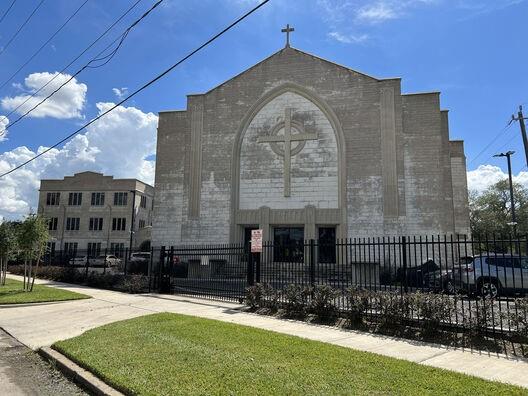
xmin=152 ymin=28 xmax=470 ymax=247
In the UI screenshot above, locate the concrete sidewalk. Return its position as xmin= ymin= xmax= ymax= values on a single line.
xmin=2 ymin=275 xmax=528 ymax=389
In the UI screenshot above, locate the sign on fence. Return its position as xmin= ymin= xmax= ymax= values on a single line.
xmin=251 ymin=229 xmax=263 ymax=253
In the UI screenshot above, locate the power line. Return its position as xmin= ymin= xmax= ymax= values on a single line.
xmin=0 ymin=0 xmax=143 ymax=124
xmin=2 ymin=0 xmax=161 ymax=133
xmin=0 ymin=0 xmax=18 ymax=25
xmin=0 ymin=0 xmax=90 ymax=92
xmin=0 ymin=0 xmax=271 ymax=178
xmin=468 ymin=119 xmax=513 ymax=166
xmin=0 ymin=0 xmax=45 ymax=57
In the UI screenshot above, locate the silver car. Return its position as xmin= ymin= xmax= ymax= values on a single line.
xmin=453 ymin=254 xmax=528 ymax=298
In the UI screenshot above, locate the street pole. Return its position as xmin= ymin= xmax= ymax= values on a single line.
xmin=494 ymin=151 xmax=517 ymax=235
xmin=129 ymin=190 xmax=137 ymax=256
xmin=513 ymin=106 xmax=528 ymax=168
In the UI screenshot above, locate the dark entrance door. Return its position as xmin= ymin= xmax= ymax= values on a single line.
xmin=318 ymin=227 xmax=336 ymax=263
xmin=273 ymin=227 xmax=304 ymax=262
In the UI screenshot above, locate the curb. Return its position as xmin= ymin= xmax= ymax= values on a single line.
xmin=38 ymin=347 xmax=124 ymax=396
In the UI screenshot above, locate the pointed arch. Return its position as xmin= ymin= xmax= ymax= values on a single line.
xmin=230 ymin=82 xmax=347 ymax=241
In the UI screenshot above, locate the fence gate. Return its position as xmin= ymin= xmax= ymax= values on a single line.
xmin=162 ymin=244 xmax=249 ymax=301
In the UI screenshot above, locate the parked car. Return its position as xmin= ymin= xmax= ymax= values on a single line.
xmin=92 ymin=255 xmax=122 ymax=267
xmin=130 ymin=252 xmax=151 ymax=264
xmin=453 ymin=254 xmax=528 ymax=298
xmin=128 ymin=252 xmax=151 ymax=275
xmin=68 ymin=256 xmax=87 ymax=265
xmin=396 ymin=259 xmax=455 ymax=293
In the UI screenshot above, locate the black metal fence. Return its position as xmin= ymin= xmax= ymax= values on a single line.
xmin=7 ymin=235 xmax=528 ymax=353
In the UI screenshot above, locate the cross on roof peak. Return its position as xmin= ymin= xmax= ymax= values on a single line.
xmin=281 ymin=24 xmax=294 ymax=48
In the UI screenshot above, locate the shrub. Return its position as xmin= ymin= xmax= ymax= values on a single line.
xmin=412 ymin=292 xmax=456 ymax=334
xmin=374 ymin=291 xmax=411 ymax=328
xmin=462 ymin=297 xmax=498 ymax=337
xmin=282 ymin=284 xmax=311 ymax=317
xmin=309 ymin=284 xmax=340 ymax=320
xmin=245 ymin=283 xmax=268 ymax=309
xmin=346 ymin=287 xmax=372 ymax=326
xmin=116 ymin=275 xmax=148 ymax=293
xmin=505 ymin=298 xmax=528 ymax=339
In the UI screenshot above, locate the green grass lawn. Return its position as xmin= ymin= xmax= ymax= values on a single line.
xmin=0 ymin=278 xmax=89 ymax=304
xmin=53 ymin=313 xmax=526 ymax=396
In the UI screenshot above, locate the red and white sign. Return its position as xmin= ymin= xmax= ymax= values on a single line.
xmin=251 ymin=229 xmax=263 ymax=253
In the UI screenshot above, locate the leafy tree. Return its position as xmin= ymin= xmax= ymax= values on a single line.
xmin=470 ymin=180 xmax=528 ymax=238
xmin=17 ymin=214 xmax=49 ymax=292
xmin=0 ymin=221 xmax=18 ymax=286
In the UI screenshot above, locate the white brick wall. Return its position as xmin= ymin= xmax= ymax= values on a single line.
xmin=239 ymin=92 xmax=338 ymax=210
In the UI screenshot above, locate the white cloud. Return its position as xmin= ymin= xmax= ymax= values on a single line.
xmin=112 ymin=87 xmax=129 ymax=100
xmin=1 ymin=72 xmax=87 ymax=119
xmin=356 ymin=2 xmax=399 ymax=23
xmin=0 ymin=102 xmax=157 ymax=220
xmin=0 ymin=116 xmax=8 ymax=142
xmin=467 ymin=164 xmax=528 ymax=193
xmin=328 ymin=31 xmax=369 ymax=44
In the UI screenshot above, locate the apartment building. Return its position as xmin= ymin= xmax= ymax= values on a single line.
xmin=38 ymin=171 xmax=154 ymax=256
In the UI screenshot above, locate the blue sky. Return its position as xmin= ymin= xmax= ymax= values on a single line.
xmin=0 ymin=0 xmax=527 ymax=219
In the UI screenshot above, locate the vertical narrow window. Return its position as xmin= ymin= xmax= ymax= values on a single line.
xmin=46 ymin=192 xmax=60 ymax=206
xmin=68 ymin=192 xmax=82 ymax=206
xmin=114 ymin=192 xmax=128 ymax=206
xmin=91 ymin=192 xmax=105 ymax=206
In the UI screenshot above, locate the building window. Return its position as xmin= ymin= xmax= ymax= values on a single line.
xmin=91 ymin=192 xmax=105 ymax=206
xmin=138 ymin=219 xmax=146 ymax=229
xmin=68 ymin=192 xmax=82 ymax=206
xmin=114 ymin=192 xmax=128 ymax=206
xmin=64 ymin=242 xmax=78 ymax=256
xmin=110 ymin=242 xmax=125 ymax=257
xmin=48 ymin=217 xmax=58 ymax=231
xmin=87 ymin=242 xmax=102 ymax=258
xmin=66 ymin=217 xmax=80 ymax=231
xmin=273 ymin=227 xmax=304 ymax=262
xmin=140 ymin=195 xmax=147 ymax=208
xmin=46 ymin=192 xmax=60 ymax=206
xmin=89 ymin=217 xmax=104 ymax=231
xmin=112 ymin=217 xmax=126 ymax=231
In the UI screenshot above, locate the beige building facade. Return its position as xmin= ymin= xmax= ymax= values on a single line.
xmin=38 ymin=172 xmax=154 ymax=255
xmin=152 ymin=45 xmax=470 ymax=247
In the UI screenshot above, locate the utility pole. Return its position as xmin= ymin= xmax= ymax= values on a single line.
xmin=493 ymin=151 xmax=517 ymax=235
xmin=512 ymin=106 xmax=528 ymax=167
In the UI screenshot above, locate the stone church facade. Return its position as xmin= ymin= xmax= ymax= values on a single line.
xmin=152 ymin=46 xmax=470 ymax=247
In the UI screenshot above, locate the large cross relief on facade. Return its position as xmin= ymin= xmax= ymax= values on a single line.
xmin=239 ymin=91 xmax=339 ymax=210
xmin=257 ymin=108 xmax=317 ymax=197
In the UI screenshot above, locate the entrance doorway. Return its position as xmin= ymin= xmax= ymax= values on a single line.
xmin=318 ymin=227 xmax=336 ymax=263
xmin=273 ymin=227 xmax=304 ymax=262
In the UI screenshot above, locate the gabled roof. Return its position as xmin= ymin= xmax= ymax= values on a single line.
xmin=197 ymin=46 xmax=394 ymax=96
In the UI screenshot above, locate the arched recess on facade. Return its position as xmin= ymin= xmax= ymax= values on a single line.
xmin=229 ymin=82 xmax=347 ymax=241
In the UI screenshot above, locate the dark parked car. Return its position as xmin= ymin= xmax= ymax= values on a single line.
xmin=396 ymin=259 xmax=454 ymax=293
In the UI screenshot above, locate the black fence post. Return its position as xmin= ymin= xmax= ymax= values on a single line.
xmin=148 ymin=246 xmax=154 ymax=293
xmin=402 ymin=236 xmax=408 ymax=293
xmin=124 ymin=248 xmax=128 ymax=276
xmin=103 ymin=248 xmax=107 ymax=274
xmin=247 ymin=249 xmax=254 ymax=286
xmin=255 ymin=252 xmax=261 ymax=284
xmin=158 ymin=246 xmax=165 ymax=293
xmin=309 ymin=239 xmax=315 ymax=287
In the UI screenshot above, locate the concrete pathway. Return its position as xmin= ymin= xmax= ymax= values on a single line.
xmin=2 ymin=275 xmax=528 ymax=389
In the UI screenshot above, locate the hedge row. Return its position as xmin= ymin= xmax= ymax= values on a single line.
xmin=8 ymin=265 xmax=149 ymax=293
xmin=245 ymin=283 xmax=528 ymax=338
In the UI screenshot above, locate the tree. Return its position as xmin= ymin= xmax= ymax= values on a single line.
xmin=17 ymin=214 xmax=49 ymax=292
xmin=0 ymin=221 xmax=18 ymax=286
xmin=470 ymin=179 xmax=528 ymax=238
